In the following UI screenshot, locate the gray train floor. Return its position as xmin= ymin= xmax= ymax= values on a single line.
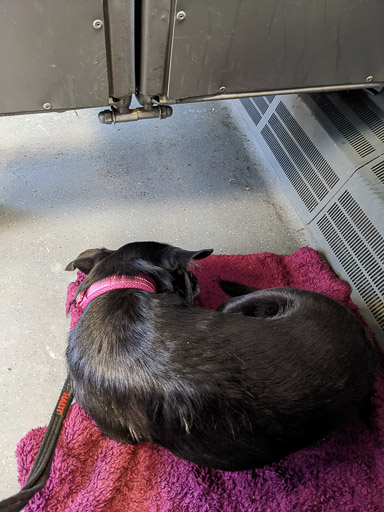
xmin=0 ymin=100 xmax=315 ymax=495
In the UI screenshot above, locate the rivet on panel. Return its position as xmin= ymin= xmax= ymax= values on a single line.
xmin=176 ymin=11 xmax=186 ymax=21
xmin=93 ymin=19 xmax=104 ymax=30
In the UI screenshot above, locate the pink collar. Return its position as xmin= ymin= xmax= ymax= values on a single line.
xmin=76 ymin=273 xmax=157 ymax=309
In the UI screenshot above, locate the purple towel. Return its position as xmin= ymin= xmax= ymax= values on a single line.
xmin=16 ymin=247 xmax=384 ymax=511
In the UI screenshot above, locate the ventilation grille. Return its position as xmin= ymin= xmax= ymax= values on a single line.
xmin=339 ymin=91 xmax=384 ymax=143
xmin=241 ymin=95 xmax=274 ymax=124
xmin=258 ymin=100 xmax=339 ymax=212
xmin=261 ymin=124 xmax=318 ymax=211
xmin=268 ymin=113 xmax=328 ymax=201
xmin=266 ymin=95 xmax=275 ymax=104
xmin=240 ymin=98 xmax=262 ymax=126
xmin=372 ymin=160 xmax=384 ymax=185
xmin=317 ymin=190 xmax=384 ymax=330
xmin=275 ymin=102 xmax=339 ymax=189
xmin=310 ymin=93 xmax=376 ymax=158
xmin=253 ymin=96 xmax=269 ymax=115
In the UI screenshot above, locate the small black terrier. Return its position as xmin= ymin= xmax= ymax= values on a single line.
xmin=65 ymin=241 xmax=377 ymax=471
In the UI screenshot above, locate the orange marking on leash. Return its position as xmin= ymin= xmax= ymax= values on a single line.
xmin=56 ymin=392 xmax=70 ymax=415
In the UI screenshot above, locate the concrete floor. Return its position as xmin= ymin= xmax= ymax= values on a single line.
xmin=0 ymin=100 xmax=315 ymax=497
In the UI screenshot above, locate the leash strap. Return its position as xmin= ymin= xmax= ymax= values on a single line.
xmin=0 ymin=377 xmax=73 ymax=512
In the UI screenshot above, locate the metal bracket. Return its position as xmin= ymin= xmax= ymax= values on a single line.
xmin=98 ymin=103 xmax=173 ymax=124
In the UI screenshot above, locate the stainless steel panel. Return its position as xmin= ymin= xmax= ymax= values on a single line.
xmin=239 ymin=94 xmax=356 ymax=223
xmin=104 ymin=0 xmax=136 ymax=100
xmin=311 ymin=169 xmax=384 ymax=344
xmin=167 ymin=0 xmax=384 ymax=100
xmin=236 ymin=90 xmax=384 ymax=343
xmin=140 ymin=0 xmax=173 ymax=98
xmin=0 ymin=0 xmax=109 ymax=114
xmin=303 ymin=92 xmax=384 ymax=167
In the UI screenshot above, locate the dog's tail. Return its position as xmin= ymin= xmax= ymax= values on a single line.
xmin=218 ymin=279 xmax=256 ymax=297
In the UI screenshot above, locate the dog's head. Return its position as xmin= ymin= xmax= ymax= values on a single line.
xmin=66 ymin=241 xmax=213 ymax=302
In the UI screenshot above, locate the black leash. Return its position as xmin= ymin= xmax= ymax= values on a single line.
xmin=0 ymin=377 xmax=73 ymax=512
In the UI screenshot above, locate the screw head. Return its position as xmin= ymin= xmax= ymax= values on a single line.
xmin=218 ymin=86 xmax=227 ymax=94
xmin=93 ymin=19 xmax=104 ymax=30
xmin=366 ymin=75 xmax=374 ymax=83
xmin=176 ymin=11 xmax=186 ymax=21
xmin=43 ymin=103 xmax=52 ymax=110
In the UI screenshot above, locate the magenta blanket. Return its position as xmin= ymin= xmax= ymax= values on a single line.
xmin=17 ymin=247 xmax=384 ymax=511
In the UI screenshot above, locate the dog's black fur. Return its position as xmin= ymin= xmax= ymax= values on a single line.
xmin=66 ymin=241 xmax=377 ymax=471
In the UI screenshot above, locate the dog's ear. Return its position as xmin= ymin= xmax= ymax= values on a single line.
xmin=172 ymin=248 xmax=213 ymax=269
xmin=65 ymin=248 xmax=114 ymax=274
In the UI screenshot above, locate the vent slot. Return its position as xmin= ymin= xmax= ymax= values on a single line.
xmin=310 ymin=93 xmax=375 ymax=158
xmin=317 ymin=192 xmax=384 ymax=330
xmin=372 ymin=160 xmax=384 ymax=185
xmin=266 ymin=95 xmax=275 ymax=104
xmin=261 ymin=124 xmax=318 ymax=211
xmin=339 ymin=91 xmax=384 ymax=143
xmin=253 ymin=96 xmax=269 ymax=115
xmin=275 ymin=102 xmax=339 ymax=189
xmin=328 ymin=203 xmax=383 ymax=286
xmin=240 ymin=98 xmax=262 ymax=126
xmin=268 ymin=114 xmax=328 ymax=201
xmin=338 ymin=191 xmax=384 ymax=263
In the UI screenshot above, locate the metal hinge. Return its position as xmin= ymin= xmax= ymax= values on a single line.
xmin=98 ymin=95 xmax=172 ymax=124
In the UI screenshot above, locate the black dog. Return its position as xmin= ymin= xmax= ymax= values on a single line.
xmin=65 ymin=241 xmax=377 ymax=471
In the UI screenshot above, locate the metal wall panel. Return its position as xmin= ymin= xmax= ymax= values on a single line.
xmin=140 ymin=0 xmax=173 ymax=98
xmin=104 ymin=0 xmax=136 ymax=100
xmin=240 ymin=94 xmax=355 ymax=223
xmin=0 ymin=0 xmax=109 ymax=114
xmin=303 ymin=93 xmax=384 ymax=166
xmin=167 ymin=0 xmax=384 ymax=100
xmin=311 ymin=168 xmax=384 ymax=343
xmin=237 ymin=90 xmax=384 ymax=343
